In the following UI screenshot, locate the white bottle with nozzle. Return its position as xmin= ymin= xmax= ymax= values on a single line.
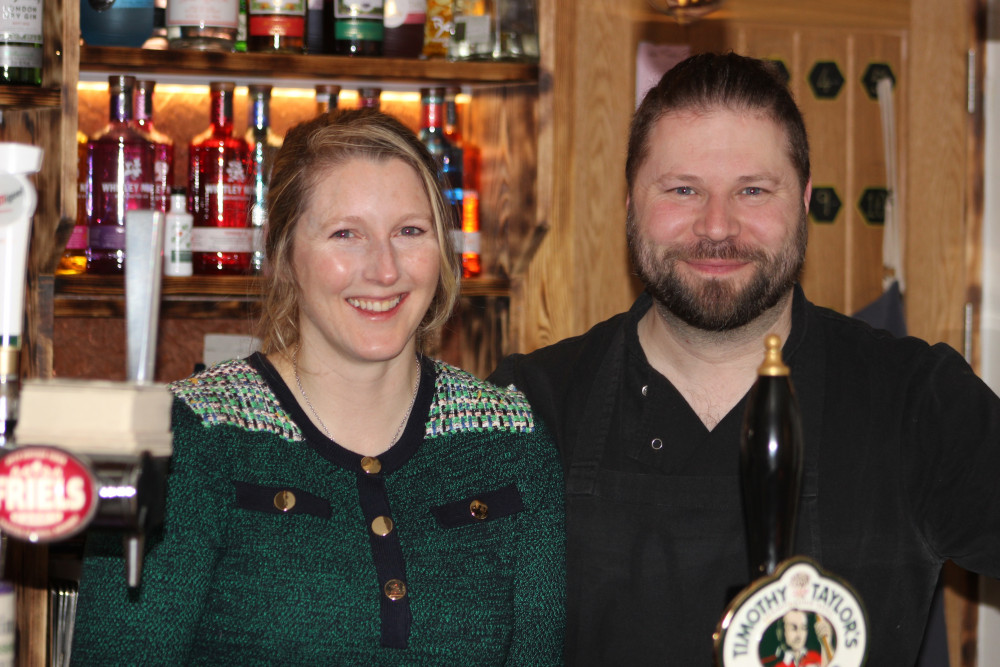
xmin=164 ymin=187 xmax=193 ymax=277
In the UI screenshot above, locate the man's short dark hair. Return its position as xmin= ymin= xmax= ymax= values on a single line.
xmin=625 ymin=51 xmax=810 ymax=192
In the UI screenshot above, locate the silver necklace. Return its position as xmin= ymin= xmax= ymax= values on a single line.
xmin=292 ymin=345 xmax=421 ymax=448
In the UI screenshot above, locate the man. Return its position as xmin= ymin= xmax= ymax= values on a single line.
xmin=489 ymin=52 xmax=1000 ymax=664
xmin=761 ymin=610 xmax=830 ymax=667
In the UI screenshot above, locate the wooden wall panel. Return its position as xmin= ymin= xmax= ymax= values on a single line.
xmin=849 ymin=33 xmax=905 ymax=314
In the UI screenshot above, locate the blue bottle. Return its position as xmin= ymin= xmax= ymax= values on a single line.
xmin=80 ymin=0 xmax=154 ymax=47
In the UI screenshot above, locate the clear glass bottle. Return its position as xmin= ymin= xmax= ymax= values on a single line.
xmin=315 ymin=84 xmax=341 ymax=115
xmin=383 ymin=0 xmax=424 ymax=58
xmin=166 ymin=0 xmax=238 ymax=51
xmin=86 ymin=75 xmax=158 ymax=275
xmin=247 ymin=0 xmax=306 ymax=52
xmin=443 ymin=87 xmax=480 ymax=277
xmin=188 ymin=81 xmax=253 ymax=275
xmin=418 ymin=87 xmax=462 ymax=231
xmin=132 ymin=79 xmax=174 ymax=215
xmin=334 ymin=0 xmax=384 ymax=56
xmin=358 ymin=86 xmax=381 ymax=111
xmin=244 ymin=84 xmax=282 ymax=274
xmin=0 ymin=0 xmax=43 ymax=86
xmin=449 ymin=0 xmax=537 ymax=62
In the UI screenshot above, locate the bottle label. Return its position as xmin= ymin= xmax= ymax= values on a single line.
xmin=453 ymin=13 xmax=491 ymax=48
xmin=248 ymin=14 xmax=304 ymax=37
xmin=167 ymin=0 xmax=239 ymax=29
xmin=0 ymin=0 xmax=42 ymax=43
xmin=449 ymin=228 xmax=464 ymax=253
xmin=334 ymin=18 xmax=383 ymax=40
xmin=65 ymin=225 xmax=89 ymax=250
xmin=191 ymin=227 xmax=253 ymax=252
xmin=88 ymin=224 xmax=125 ymax=250
xmin=249 ymin=0 xmax=305 ymax=16
xmin=463 ymin=230 xmax=481 ymax=254
xmin=383 ymin=0 xmax=423 ymax=28
xmin=0 ymin=44 xmax=40 ymax=68
xmin=334 ymin=0 xmax=382 ymax=20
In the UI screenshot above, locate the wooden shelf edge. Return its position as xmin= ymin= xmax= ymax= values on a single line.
xmin=0 ymin=86 xmax=61 ymax=109
xmin=79 ymin=46 xmax=539 ymax=85
xmin=54 ymin=274 xmax=511 ymax=318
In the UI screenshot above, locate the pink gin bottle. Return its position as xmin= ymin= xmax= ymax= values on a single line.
xmin=86 ymin=74 xmax=158 ymax=274
xmin=132 ymin=79 xmax=174 ymax=215
xmin=189 ymin=80 xmax=253 ymax=275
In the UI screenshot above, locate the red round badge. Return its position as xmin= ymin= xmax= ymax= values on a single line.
xmin=0 ymin=446 xmax=98 ymax=543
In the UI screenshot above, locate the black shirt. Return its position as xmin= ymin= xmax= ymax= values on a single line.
xmin=490 ymin=285 xmax=1000 ymax=665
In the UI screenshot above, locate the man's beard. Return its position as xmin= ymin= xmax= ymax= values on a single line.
xmin=627 ymin=207 xmax=808 ymax=332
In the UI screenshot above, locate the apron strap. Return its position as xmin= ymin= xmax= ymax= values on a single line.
xmin=565 ymin=327 xmax=627 ymax=496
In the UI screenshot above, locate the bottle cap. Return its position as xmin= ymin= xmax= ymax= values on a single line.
xmin=0 ymin=143 xmax=43 ymax=174
xmin=757 ymin=333 xmax=790 ymax=377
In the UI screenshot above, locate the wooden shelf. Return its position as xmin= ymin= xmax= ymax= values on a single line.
xmin=54 ymin=274 xmax=511 ymax=318
xmin=79 ymin=46 xmax=538 ymax=86
xmin=0 ymin=86 xmax=61 ymax=109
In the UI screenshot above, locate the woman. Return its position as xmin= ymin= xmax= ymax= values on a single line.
xmin=72 ymin=109 xmax=565 ymax=664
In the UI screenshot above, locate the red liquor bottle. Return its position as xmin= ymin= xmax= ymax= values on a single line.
xmin=188 ymin=81 xmax=253 ymax=275
xmin=86 ymin=75 xmax=158 ymax=274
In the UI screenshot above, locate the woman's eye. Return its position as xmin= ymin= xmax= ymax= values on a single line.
xmin=400 ymin=226 xmax=426 ymax=236
xmin=331 ymin=229 xmax=354 ymax=239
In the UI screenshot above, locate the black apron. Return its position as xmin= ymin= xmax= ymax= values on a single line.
xmin=562 ymin=327 xmax=822 ymax=665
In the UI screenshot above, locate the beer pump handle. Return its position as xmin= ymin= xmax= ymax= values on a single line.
xmin=739 ymin=334 xmax=805 ymax=579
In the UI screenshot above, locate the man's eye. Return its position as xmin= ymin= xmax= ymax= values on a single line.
xmin=742 ymin=186 xmax=764 ymax=196
xmin=673 ymin=186 xmax=695 ymax=196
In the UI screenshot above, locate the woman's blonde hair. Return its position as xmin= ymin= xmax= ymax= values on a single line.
xmin=254 ymin=109 xmax=461 ymax=355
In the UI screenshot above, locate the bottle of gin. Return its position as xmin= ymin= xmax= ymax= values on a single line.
xmin=334 ymin=0 xmax=383 ymax=56
xmin=0 ymin=0 xmax=43 ymax=86
xmin=244 ymin=84 xmax=282 ymax=273
xmin=315 ymin=84 xmax=341 ymax=116
xmin=383 ymin=0 xmax=424 ymax=58
xmin=166 ymin=0 xmax=238 ymax=51
xmin=86 ymin=75 xmax=157 ymax=275
xmin=188 ymin=81 xmax=253 ymax=275
xmin=358 ymin=86 xmax=381 ymax=111
xmin=132 ymin=79 xmax=174 ymax=215
xmin=418 ymin=86 xmax=463 ymax=234
xmin=248 ymin=0 xmax=306 ymax=52
xmin=443 ymin=87 xmax=480 ymax=277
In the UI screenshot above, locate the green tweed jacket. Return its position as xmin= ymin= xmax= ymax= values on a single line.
xmin=71 ymin=354 xmax=565 ymax=665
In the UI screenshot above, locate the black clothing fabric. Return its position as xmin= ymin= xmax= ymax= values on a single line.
xmin=489 ymin=285 xmax=1000 ymax=665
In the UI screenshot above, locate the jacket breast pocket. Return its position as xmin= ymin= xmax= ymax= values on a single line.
xmin=233 ymin=481 xmax=332 ymax=519
xmin=430 ymin=483 xmax=525 ymax=528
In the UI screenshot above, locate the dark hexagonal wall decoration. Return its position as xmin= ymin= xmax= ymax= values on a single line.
xmin=809 ymin=187 xmax=841 ymax=223
xmin=808 ymin=61 xmax=844 ymax=99
xmin=858 ymin=187 xmax=889 ymax=225
xmin=861 ymin=63 xmax=896 ymax=100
